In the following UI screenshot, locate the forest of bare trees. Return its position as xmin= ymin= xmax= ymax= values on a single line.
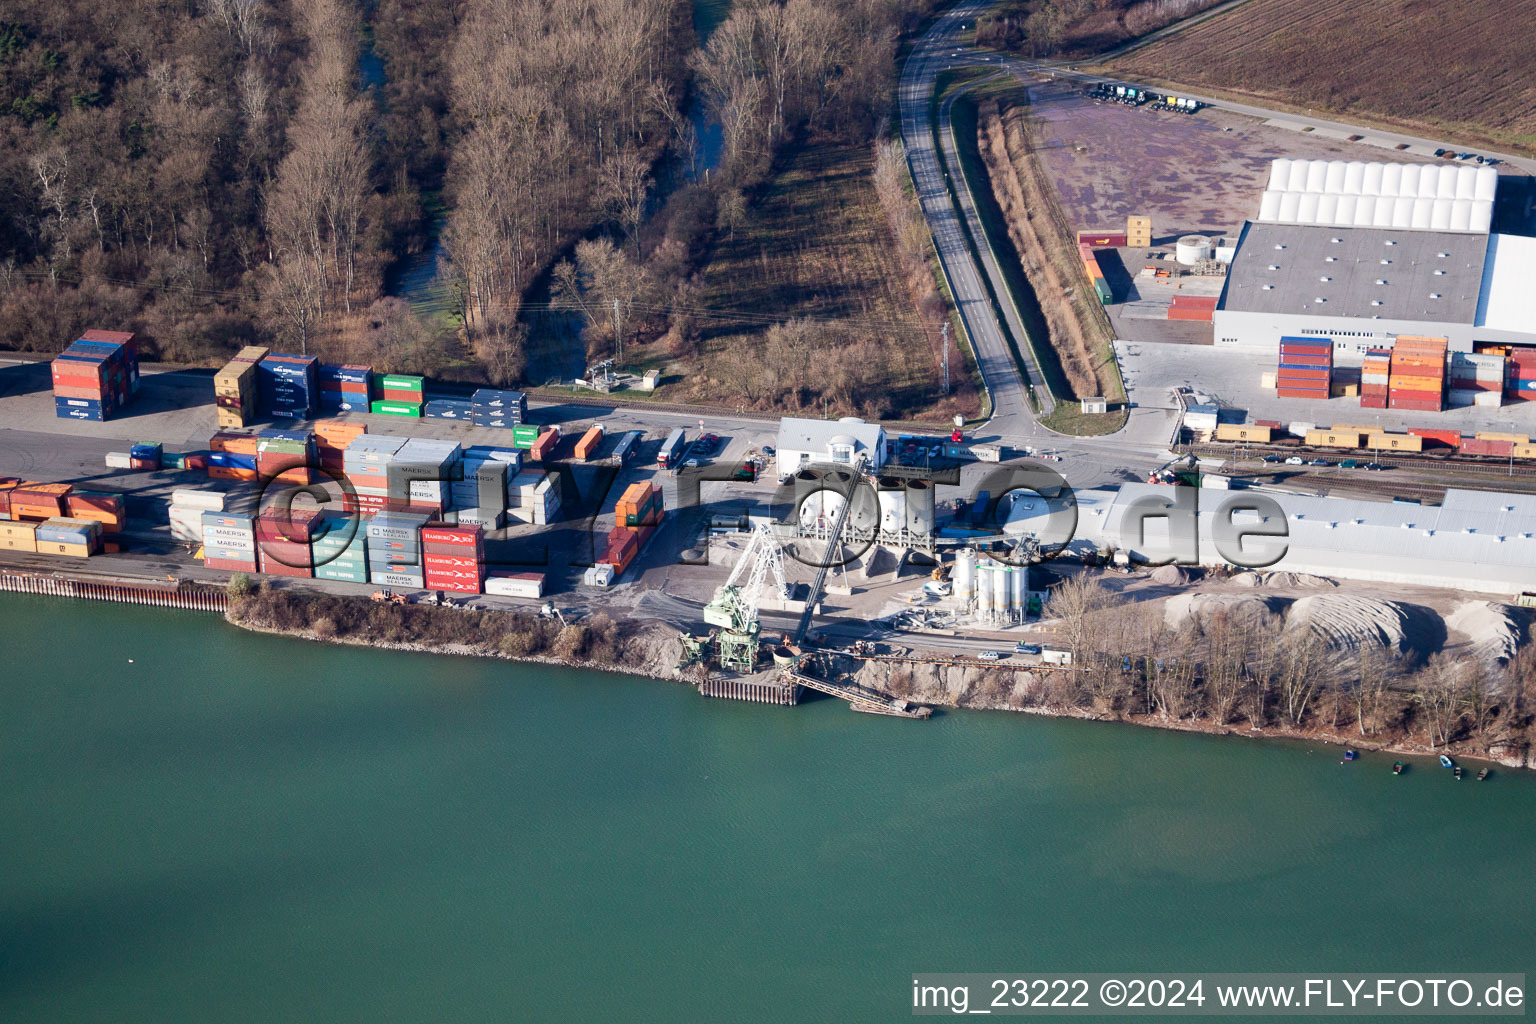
xmin=1030 ymin=574 xmax=1535 ymax=763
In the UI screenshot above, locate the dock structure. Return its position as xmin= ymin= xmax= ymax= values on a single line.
xmin=781 ymin=670 xmax=932 ymax=719
xmin=0 ymin=571 xmax=228 ymax=611
xmin=697 ymin=676 xmax=800 ymax=705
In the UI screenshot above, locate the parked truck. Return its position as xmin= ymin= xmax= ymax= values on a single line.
xmin=657 ymin=428 xmax=687 ymax=469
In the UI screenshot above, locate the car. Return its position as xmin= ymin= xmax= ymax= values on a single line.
xmin=1434 ymin=147 xmax=1446 ymax=157
xmin=701 ymin=432 xmax=720 ymax=443
xmin=1014 ymin=643 xmax=1042 ymax=655
xmin=1340 ymin=459 xmax=1358 ymax=469
xmin=1284 ymin=456 xmax=1305 ymax=465
xmin=682 ymin=458 xmax=700 ymax=470
xmin=1308 ymin=458 xmax=1329 ymax=466
xmin=761 ymin=445 xmax=774 ymax=456
xmin=978 ymin=650 xmax=1002 ymax=661
xmin=1262 ymin=454 xmax=1282 ymax=464
xmin=1364 ymin=462 xmax=1386 ymax=471
xmin=929 ymin=445 xmax=941 ymax=458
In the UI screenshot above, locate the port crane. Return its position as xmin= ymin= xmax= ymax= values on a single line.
xmin=695 ymin=521 xmax=791 ymax=673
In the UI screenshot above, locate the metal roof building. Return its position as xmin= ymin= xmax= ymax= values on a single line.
xmin=1212 ymin=159 xmax=1536 ymax=360
xmin=774 ymin=416 xmax=887 ymax=475
xmin=1065 ymin=484 xmax=1536 ymax=596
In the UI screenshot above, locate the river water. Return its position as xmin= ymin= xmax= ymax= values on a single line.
xmin=3 ymin=594 xmax=1532 ymax=1022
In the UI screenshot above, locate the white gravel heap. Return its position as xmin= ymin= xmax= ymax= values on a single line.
xmin=1285 ymin=594 xmax=1415 ymax=653
xmin=1446 ymin=601 xmax=1525 ymax=666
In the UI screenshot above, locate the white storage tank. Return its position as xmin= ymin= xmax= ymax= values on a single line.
xmin=975 ymin=563 xmax=994 ymax=614
xmin=953 ymin=547 xmax=976 ymax=607
xmin=1175 ymin=235 xmax=1212 ymax=266
xmin=1010 ymin=564 xmax=1028 ymax=615
xmin=877 ymin=478 xmax=906 ymax=534
xmin=993 ymin=566 xmax=1010 ymax=619
xmin=904 ymin=480 xmax=936 ymax=536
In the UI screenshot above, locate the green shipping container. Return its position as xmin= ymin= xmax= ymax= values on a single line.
xmin=512 ymin=425 xmax=540 ymax=448
xmin=1093 ymin=278 xmax=1113 ymax=304
xmin=371 ymin=400 xmax=422 ymax=417
xmin=379 ymin=375 xmax=425 ymax=391
xmin=315 ymin=564 xmax=371 ymax=583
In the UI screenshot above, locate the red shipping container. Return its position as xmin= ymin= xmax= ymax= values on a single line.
xmin=1461 ymin=438 xmax=1514 ymax=456
xmin=424 ymin=577 xmax=481 ymax=594
xmin=1408 ymin=428 xmax=1461 ymax=448
xmin=1359 ymin=396 xmax=1388 ymax=409
xmin=421 ymin=524 xmax=481 ymax=545
xmin=423 ymin=554 xmax=479 ymax=570
xmin=1166 ymin=307 xmax=1213 ymax=323
xmin=205 ymin=556 xmax=259 ymax=573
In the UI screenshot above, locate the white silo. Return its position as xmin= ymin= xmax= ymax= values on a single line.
xmin=1010 ymin=564 xmax=1028 ymax=617
xmin=992 ymin=565 xmax=1009 ymax=619
xmin=797 ymin=487 xmax=844 ymax=528
xmin=877 ymin=478 xmax=906 ymax=534
xmin=904 ymin=480 xmax=936 ymax=536
xmin=975 ymin=563 xmax=994 ymax=616
xmin=1176 ymin=235 xmax=1212 ymax=265
xmin=953 ymin=548 xmax=976 ymax=607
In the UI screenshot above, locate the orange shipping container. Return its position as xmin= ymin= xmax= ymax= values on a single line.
xmin=574 ymin=425 xmax=605 ymax=460
xmin=1389 ymin=375 xmax=1443 ymax=391
xmin=209 ymin=432 xmax=260 ymax=454
xmin=313 ymin=419 xmax=367 ymax=445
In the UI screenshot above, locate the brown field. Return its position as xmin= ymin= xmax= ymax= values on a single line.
xmin=1114 ymin=0 xmax=1536 ymax=153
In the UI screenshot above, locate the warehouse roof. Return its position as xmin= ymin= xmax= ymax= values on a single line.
xmin=1070 ymin=484 xmax=1536 ymax=595
xmin=1258 ymin=158 xmax=1497 ymax=233
xmin=1219 ymin=221 xmax=1487 ymax=323
xmin=1475 ymin=233 xmax=1536 ymax=332
xmin=776 ymin=416 xmax=885 ymax=458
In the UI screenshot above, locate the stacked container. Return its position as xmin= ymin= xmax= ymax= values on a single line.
xmin=1388 ymin=336 xmax=1447 ymax=412
xmin=310 ymin=513 xmax=369 ymax=583
xmin=471 ymin=389 xmax=527 ymax=429
xmin=366 ymin=510 xmax=431 ymax=588
xmin=202 ymin=511 xmax=258 ymax=572
xmin=1360 ymin=347 xmax=1392 ymax=409
xmin=9 ymin=482 xmax=72 ymax=520
xmin=0 ymin=520 xmax=38 ymax=552
xmin=423 ymin=398 xmax=474 ymax=420
xmin=256 ymin=429 xmax=315 ymax=485
xmin=51 ymin=333 xmax=138 ymax=421
xmin=34 ymin=517 xmax=100 ymax=557
xmin=258 ymin=353 xmax=319 ymax=419
xmin=342 ymin=434 xmax=409 ymax=516
xmin=318 ymin=364 xmax=371 ymax=412
xmin=1276 ymin=337 xmax=1332 ymax=399
xmin=601 ymin=515 xmax=663 ymax=577
xmin=373 ymin=374 xmax=424 ymax=417
xmin=214 ymin=346 xmax=267 ymax=429
xmin=452 ymin=457 xmax=509 ymax=529
xmin=1078 ymin=245 xmax=1112 ymax=304
xmin=507 ymin=469 xmax=561 ymax=525
xmin=388 ymin=438 xmax=461 ymax=511
xmin=421 ymin=523 xmax=484 ymax=594
xmin=1448 ymin=352 xmax=1504 ymax=407
xmin=256 ymin=507 xmax=322 ymax=578
xmin=313 ymin=419 xmax=366 ymax=479
xmin=66 ymin=492 xmax=125 ymax=533
xmin=1506 ymin=350 xmax=1536 ymax=403
xmin=0 ymin=478 xmax=18 ymax=519
xmin=208 ymin=432 xmax=260 ymax=482
xmin=615 ymin=482 xmax=663 ymax=527
xmin=574 ymin=424 xmax=605 ymax=460
xmin=129 ymin=443 xmax=162 ymax=471
xmin=168 ymin=488 xmax=226 ymax=542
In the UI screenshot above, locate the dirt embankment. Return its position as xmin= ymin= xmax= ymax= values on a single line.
xmin=975 ymin=97 xmax=1118 ymax=401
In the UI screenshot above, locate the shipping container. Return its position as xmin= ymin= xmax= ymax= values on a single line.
xmin=1305 ymin=430 xmax=1363 ymax=448
xmin=574 ymin=424 xmax=605 ymax=460
xmin=1407 ymin=428 xmax=1461 ymax=448
xmin=1364 ymin=433 xmax=1422 ymax=452
xmin=658 ymin=428 xmax=687 ymax=468
xmin=1461 ymin=438 xmax=1515 ymax=457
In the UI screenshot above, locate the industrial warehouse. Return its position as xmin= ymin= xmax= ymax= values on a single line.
xmin=1213 ymin=159 xmax=1536 ymax=361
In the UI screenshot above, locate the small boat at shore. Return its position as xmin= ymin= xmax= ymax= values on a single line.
xmin=1477 ymin=768 xmax=1490 ymax=781
xmin=1439 ymin=754 xmax=1454 ymax=768
xmin=1454 ymin=766 xmax=1464 ymax=780
xmin=1343 ymin=749 xmax=1356 ymax=761
xmin=1393 ymin=761 xmax=1405 ymax=775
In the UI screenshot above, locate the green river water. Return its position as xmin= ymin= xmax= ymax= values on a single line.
xmin=3 ymin=594 xmax=1532 ymax=1022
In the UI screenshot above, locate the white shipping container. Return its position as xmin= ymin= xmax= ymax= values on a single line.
xmin=171 ymin=488 xmax=227 ymax=511
xmin=203 ymin=527 xmax=257 ymax=545
xmin=485 ymin=574 xmax=544 ymax=598
xmin=374 ymin=571 xmax=425 ymax=588
xmin=583 ymin=564 xmax=616 ymax=587
xmin=105 ymin=453 xmax=133 ymax=469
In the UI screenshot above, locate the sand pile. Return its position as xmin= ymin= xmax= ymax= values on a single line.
xmin=1228 ymin=571 xmax=1264 ymax=587
xmin=1164 ymin=592 xmax=1285 ymax=632
xmin=1263 ymin=571 xmax=1336 ymax=589
xmin=1150 ymin=565 xmax=1191 ymax=586
xmin=1446 ymin=601 xmax=1526 ymax=666
xmin=1285 ymin=595 xmax=1423 ymax=653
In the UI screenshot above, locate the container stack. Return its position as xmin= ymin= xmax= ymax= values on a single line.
xmin=341 ymin=434 xmax=409 ymax=516
xmin=1448 ymin=352 xmax=1504 ymax=408
xmin=1506 ymin=350 xmax=1536 ymax=403
xmin=214 ymin=346 xmax=268 ymax=429
xmin=256 ymin=507 xmax=322 ymax=578
xmin=65 ymin=492 xmax=125 ymax=534
xmin=0 ymin=520 xmax=37 ymax=552
xmin=373 ymin=374 xmax=425 ymax=417
xmin=201 ymin=512 xmax=258 ymax=573
xmin=615 ymin=482 xmax=663 ymax=528
xmin=0 ymin=478 xmax=18 ymax=519
xmin=574 ymin=424 xmax=605 ymax=460
xmin=507 ymin=469 xmax=562 ymax=525
xmin=258 ymin=354 xmax=319 ymax=420
xmin=318 ymin=364 xmax=371 ymax=413
xmin=34 ymin=517 xmax=101 ymax=557
xmin=1276 ymin=337 xmax=1332 ymax=400
xmin=471 ymin=389 xmax=527 ymax=430
xmin=452 ymin=456 xmax=510 ymax=529
xmin=168 ymin=488 xmax=226 ymax=543
xmin=51 ymin=334 xmax=139 ymax=422
xmin=421 ymin=523 xmax=484 ymax=594
xmin=423 ymin=397 xmax=474 ymax=421
xmin=128 ymin=443 xmax=162 ymax=471
xmin=256 ymin=429 xmax=315 ymax=485
xmin=1078 ymin=245 xmax=1112 ymax=304
xmin=313 ymin=419 xmax=367 ymax=479
xmin=9 ymin=482 xmax=72 ymax=520
xmin=1388 ymin=337 xmax=1447 ymax=412
xmin=388 ymin=438 xmax=461 ymax=512
xmin=311 ymin=514 xmax=369 ymax=583
xmin=1360 ymin=347 xmax=1392 ymax=409
xmin=208 ymin=432 xmax=260 ymax=482
xmin=366 ymin=511 xmax=431 ymax=588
